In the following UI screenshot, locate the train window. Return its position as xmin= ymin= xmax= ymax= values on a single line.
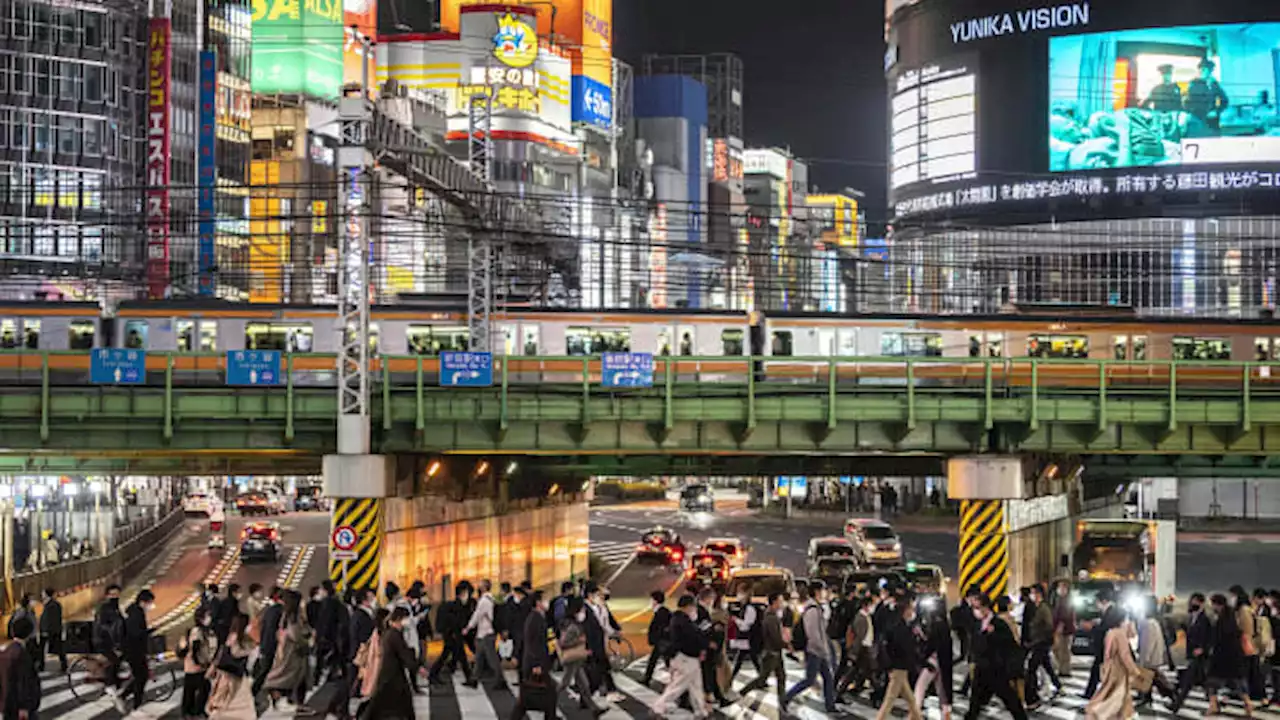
xmin=22 ymin=320 xmax=38 ymax=350
xmin=678 ymin=326 xmax=694 ymax=356
xmin=968 ymin=334 xmax=1004 ymax=358
xmin=369 ymin=324 xmax=379 ymax=354
xmin=521 ymin=327 xmax=538 ymax=355
xmin=657 ymin=329 xmax=672 ymax=356
xmin=0 ymin=319 xmax=16 ymax=349
xmin=771 ymin=331 xmax=793 ymax=357
xmin=1173 ymin=337 xmax=1229 ymax=361
xmin=1027 ymin=335 xmax=1088 ymax=359
xmin=1256 ymin=338 xmax=1278 ymax=361
xmin=178 ymin=321 xmax=217 ymax=352
xmin=1112 ymin=335 xmax=1148 ymax=361
xmin=245 ymin=323 xmax=313 ymax=352
xmin=407 ymin=325 xmax=468 ymax=356
xmin=123 ymin=320 xmax=148 ymax=349
xmin=566 ymin=327 xmax=630 ymax=355
xmin=721 ymin=329 xmax=744 ymax=356
xmin=881 ymin=332 xmax=942 ymax=357
xmin=837 ymin=329 xmax=857 ymax=356
xmin=68 ymin=320 xmax=95 ymax=350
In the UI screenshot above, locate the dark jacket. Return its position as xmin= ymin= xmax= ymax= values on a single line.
xmin=315 ymin=596 xmax=343 ymax=642
xmin=520 ymin=611 xmax=552 ymax=679
xmin=1051 ymin=594 xmax=1076 ymax=634
xmin=1209 ymin=607 xmax=1244 ymax=680
xmin=883 ymin=618 xmax=919 ymax=671
xmin=93 ymin=598 xmax=124 ymax=652
xmin=122 ymin=602 xmax=150 ymax=660
xmin=511 ymin=596 xmax=534 ymax=644
xmin=349 ymin=606 xmax=376 ymax=663
xmin=1091 ymin=604 xmax=1122 ymax=655
xmin=259 ymin=603 xmax=284 ymax=660
xmin=38 ymin=599 xmax=61 ymax=640
xmin=669 ymin=611 xmax=708 ymax=659
xmin=1186 ymin=609 xmax=1212 ymax=659
xmin=583 ymin=607 xmax=607 ymax=659
xmin=970 ymin=615 xmax=1018 ymax=678
xmin=213 ymin=593 xmax=238 ymax=640
xmin=1 ymin=640 xmax=39 ymax=717
xmin=1025 ymin=601 xmax=1054 ymax=647
xmin=358 ymin=627 xmax=416 ymax=720
xmin=436 ymin=600 xmax=468 ymax=640
xmin=647 ymin=606 xmax=672 ymax=647
xmin=760 ymin=610 xmax=785 ymax=654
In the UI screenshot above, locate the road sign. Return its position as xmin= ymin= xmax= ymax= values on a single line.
xmin=601 ymin=352 xmax=654 ymax=388
xmin=90 ymin=349 xmax=146 ymax=384
xmin=439 ymin=351 xmax=493 ymax=387
xmin=226 ymin=350 xmax=281 ymax=386
xmin=331 ymin=525 xmax=358 ymax=561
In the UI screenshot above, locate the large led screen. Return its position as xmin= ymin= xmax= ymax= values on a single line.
xmin=1049 ymin=22 xmax=1280 ymax=172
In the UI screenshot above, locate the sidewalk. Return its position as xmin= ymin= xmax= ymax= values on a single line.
xmin=746 ymin=505 xmax=960 ymax=532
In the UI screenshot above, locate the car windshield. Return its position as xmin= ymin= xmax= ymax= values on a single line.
xmin=682 ymin=486 xmax=710 ymax=498
xmin=246 ymin=526 xmax=273 ymax=537
xmin=816 ymin=558 xmax=857 ymax=575
xmin=815 ymin=543 xmax=854 ymax=558
xmin=728 ymin=574 xmax=789 ymax=598
xmin=904 ymin=568 xmax=939 ymax=584
xmin=693 ymin=555 xmax=725 ymax=568
xmin=705 ymin=543 xmax=736 ymax=554
xmin=642 ymin=532 xmax=674 ymax=545
xmin=863 ymin=526 xmax=896 ymax=540
xmin=297 ymin=487 xmax=321 ymax=498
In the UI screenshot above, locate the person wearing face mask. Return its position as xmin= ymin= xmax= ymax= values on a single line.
xmin=1170 ymin=593 xmax=1211 ymax=713
xmin=728 ymin=587 xmax=762 ymax=683
xmin=651 ymin=595 xmax=709 ymax=720
xmin=1266 ymin=590 xmax=1280 ymax=706
xmin=118 ymin=589 xmax=156 ymax=714
xmin=251 ymin=587 xmax=284 ymax=698
xmin=1207 ymin=592 xmax=1254 ymax=717
xmin=428 ymin=582 xmax=473 ymax=685
xmin=740 ymin=592 xmax=788 ymax=710
xmin=1050 ymin=580 xmax=1075 ymax=678
xmin=1084 ymin=614 xmax=1153 ymax=720
xmin=1081 ymin=587 xmax=1120 ymax=699
xmin=1232 ymin=584 xmax=1264 ymax=702
xmin=641 ymin=591 xmax=672 ymax=686
xmin=963 ymin=593 xmax=1026 ymax=720
xmin=876 ymin=597 xmax=922 ymax=720
xmin=783 ymin=581 xmax=839 ymax=715
xmin=180 ymin=606 xmax=217 ymax=720
xmin=839 ymin=594 xmax=878 ymax=699
xmin=93 ymin=585 xmax=126 ymax=706
xmin=557 ymin=597 xmax=604 ymax=715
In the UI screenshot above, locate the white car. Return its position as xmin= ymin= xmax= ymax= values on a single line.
xmin=701 ymin=538 xmax=748 ymax=568
xmin=183 ymin=492 xmax=213 ymax=516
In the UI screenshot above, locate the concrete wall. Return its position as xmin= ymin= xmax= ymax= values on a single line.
xmin=1138 ymin=478 xmax=1280 ymax=519
xmin=1006 ymin=517 xmax=1075 ymax=594
xmin=381 ymin=495 xmax=588 ymax=603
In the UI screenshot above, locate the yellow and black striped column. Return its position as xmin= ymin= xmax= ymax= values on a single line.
xmin=329 ymin=498 xmax=385 ymax=592
xmin=958 ymin=499 xmax=1009 ymax=601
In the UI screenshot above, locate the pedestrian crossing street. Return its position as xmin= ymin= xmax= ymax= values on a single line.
xmin=38 ymin=653 xmax=1272 ymax=719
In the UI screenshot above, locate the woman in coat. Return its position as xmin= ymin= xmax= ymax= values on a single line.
xmin=206 ymin=614 xmax=257 ymax=720
xmin=559 ymin=598 xmax=604 ymax=714
xmin=180 ymin=607 xmax=217 ymax=720
xmin=263 ymin=591 xmax=316 ymax=715
xmin=1084 ymin=616 xmax=1153 ymax=720
xmin=913 ymin=602 xmax=954 ymax=719
xmin=1134 ymin=596 xmax=1176 ymax=705
xmin=1207 ymin=593 xmax=1255 ymax=717
xmin=355 ymin=608 xmax=390 ymax=714
xmin=359 ymin=607 xmax=419 ymax=720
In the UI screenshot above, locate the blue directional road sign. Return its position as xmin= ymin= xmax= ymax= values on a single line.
xmin=440 ymin=351 xmax=493 ymax=387
xmin=226 ymin=350 xmax=281 ymax=386
xmin=601 ymin=352 xmax=655 ymax=388
xmin=90 ymin=348 xmax=146 ymax=384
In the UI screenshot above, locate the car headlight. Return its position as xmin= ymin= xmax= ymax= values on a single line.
xmin=1071 ymin=594 xmax=1085 ymax=609
xmin=698 ymin=494 xmax=710 ymax=502
xmin=1124 ymin=593 xmax=1144 ymax=614
xmin=893 ymin=542 xmax=902 ymax=552
xmin=864 ymin=542 xmax=877 ymax=552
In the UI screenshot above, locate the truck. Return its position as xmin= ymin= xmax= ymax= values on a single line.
xmin=1072 ymin=519 xmax=1176 ymax=599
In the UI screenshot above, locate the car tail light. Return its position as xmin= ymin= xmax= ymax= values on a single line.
xmin=672 ymin=550 xmax=683 ymax=561
xmin=269 ymin=530 xmax=279 ymax=540
xmin=686 ymin=568 xmax=695 ymax=578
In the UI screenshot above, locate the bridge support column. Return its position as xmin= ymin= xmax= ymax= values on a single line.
xmin=948 ymin=456 xmax=1023 ymax=601
xmin=323 ymin=454 xmax=393 ymax=593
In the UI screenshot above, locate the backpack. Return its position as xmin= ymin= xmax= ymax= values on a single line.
xmin=790 ymin=606 xmax=814 ymax=652
xmin=828 ymin=602 xmax=852 ymax=642
xmin=1259 ymin=610 xmax=1275 ymax=658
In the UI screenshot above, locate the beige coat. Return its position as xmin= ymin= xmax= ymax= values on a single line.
xmin=206 ymin=634 xmax=257 ymax=720
xmin=1085 ymin=625 xmax=1153 ymax=720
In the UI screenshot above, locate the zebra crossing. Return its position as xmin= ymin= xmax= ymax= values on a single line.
xmin=38 ymin=652 xmax=1271 ymax=719
xmin=590 ymin=540 xmax=638 ymax=569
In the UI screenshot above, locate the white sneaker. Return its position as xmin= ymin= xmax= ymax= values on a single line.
xmin=606 ymin=691 xmax=625 ymax=703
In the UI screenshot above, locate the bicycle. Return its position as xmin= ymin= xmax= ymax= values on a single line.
xmin=68 ymin=649 xmax=178 ymax=704
xmin=607 ymin=635 xmax=636 ymax=672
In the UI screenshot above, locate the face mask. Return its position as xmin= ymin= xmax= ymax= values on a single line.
xmin=575 ymin=612 xmax=587 ymax=622
xmin=201 ymin=617 xmax=212 ymax=627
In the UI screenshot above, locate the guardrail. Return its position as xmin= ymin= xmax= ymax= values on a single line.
xmin=5 ymin=507 xmax=183 ymax=610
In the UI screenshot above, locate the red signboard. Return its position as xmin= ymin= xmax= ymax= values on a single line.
xmin=146 ymin=19 xmax=172 ymax=299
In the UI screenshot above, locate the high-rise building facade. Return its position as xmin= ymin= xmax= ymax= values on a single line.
xmin=0 ymin=0 xmax=149 ymax=299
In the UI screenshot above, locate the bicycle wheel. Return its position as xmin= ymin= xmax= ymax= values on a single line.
xmin=67 ymin=657 xmax=105 ymax=702
xmin=148 ymin=666 xmax=179 ymax=702
xmin=609 ymin=637 xmax=636 ymax=672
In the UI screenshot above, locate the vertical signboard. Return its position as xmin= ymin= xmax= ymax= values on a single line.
xmin=649 ymin=204 xmax=668 ymax=309
xmin=197 ymin=50 xmax=218 ymax=297
xmin=146 ymin=19 xmax=172 ymax=300
xmin=251 ymin=0 xmax=344 ymax=97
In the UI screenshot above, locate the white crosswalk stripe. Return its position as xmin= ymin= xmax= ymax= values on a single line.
xmin=591 ymin=540 xmax=638 ymax=567
xmin=38 ymin=652 xmax=1276 ymax=719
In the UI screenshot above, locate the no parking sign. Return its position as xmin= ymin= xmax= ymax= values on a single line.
xmin=331 ymin=525 xmax=358 ymax=561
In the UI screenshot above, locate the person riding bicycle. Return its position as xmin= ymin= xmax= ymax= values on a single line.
xmin=118 ymin=590 xmax=156 ymax=714
xmin=92 ymin=585 xmax=125 ymax=698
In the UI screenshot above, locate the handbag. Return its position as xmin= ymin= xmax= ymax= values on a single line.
xmin=560 ymin=642 xmax=589 ymax=665
xmin=215 ymin=646 xmax=248 ymax=677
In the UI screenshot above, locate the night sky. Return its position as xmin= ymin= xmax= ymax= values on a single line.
xmin=614 ymin=0 xmax=888 ymax=223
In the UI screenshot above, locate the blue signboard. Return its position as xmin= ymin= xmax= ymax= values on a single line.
xmin=572 ymin=75 xmax=613 ymax=128
xmin=91 ymin=349 xmax=146 ymax=384
xmin=440 ymin=352 xmax=493 ymax=387
xmin=197 ymin=50 xmax=217 ymax=296
xmin=226 ymin=350 xmax=281 ymax=386
xmin=601 ymin=352 xmax=654 ymax=388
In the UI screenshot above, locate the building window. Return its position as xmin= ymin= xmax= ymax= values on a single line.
xmin=11 ymin=56 xmax=26 ymax=94
xmin=32 ymin=226 xmax=53 ymax=255
xmin=85 ymin=65 xmax=102 ymax=103
xmin=57 ymin=115 xmax=79 ymax=156
xmin=84 ymin=12 xmax=102 ymax=47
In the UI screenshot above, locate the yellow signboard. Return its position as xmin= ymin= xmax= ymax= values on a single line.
xmin=492 ymin=13 xmax=537 ymax=68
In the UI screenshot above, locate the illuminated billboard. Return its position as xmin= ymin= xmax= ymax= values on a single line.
xmin=1050 ymin=22 xmax=1280 ymax=172
xmin=251 ymin=0 xmax=344 ymax=97
xmin=146 ymin=19 xmax=172 ymax=300
xmin=343 ymin=0 xmax=376 ymax=88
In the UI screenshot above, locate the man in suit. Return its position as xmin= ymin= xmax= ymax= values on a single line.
xmin=252 ymin=587 xmax=284 ymax=697
xmin=1171 ymin=593 xmax=1212 ymax=713
xmin=510 ymin=591 xmax=555 ymax=720
xmin=325 ymin=589 xmax=377 ymax=720
xmin=740 ymin=592 xmax=788 ymax=709
xmin=37 ymin=587 xmax=65 ymax=673
xmin=964 ymin=594 xmax=1027 ymax=720
xmin=839 ymin=594 xmax=878 ymax=697
xmin=641 ymin=590 xmax=672 ymax=686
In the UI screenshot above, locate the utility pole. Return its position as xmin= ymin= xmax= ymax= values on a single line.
xmin=467 ymin=94 xmax=494 ymax=352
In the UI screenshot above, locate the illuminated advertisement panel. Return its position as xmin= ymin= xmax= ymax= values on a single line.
xmin=198 ymin=51 xmax=217 ymax=296
xmin=344 ymin=0 xmax=377 ymax=89
xmin=1050 ymin=22 xmax=1280 ymax=172
xmin=146 ymin=19 xmax=172 ymax=300
xmin=251 ymin=0 xmax=344 ymax=97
